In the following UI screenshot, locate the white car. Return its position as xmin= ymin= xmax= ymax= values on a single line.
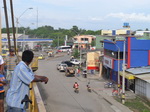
xmin=57 ymin=63 xmax=68 ymax=72
xmin=70 ymin=59 xmax=80 ymax=65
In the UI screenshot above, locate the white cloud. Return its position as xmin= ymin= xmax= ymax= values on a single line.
xmin=90 ymin=17 xmax=103 ymax=21
xmin=107 ymin=13 xmax=150 ymax=22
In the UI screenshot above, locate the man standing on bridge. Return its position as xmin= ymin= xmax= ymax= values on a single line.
xmin=6 ymin=50 xmax=49 ymax=112
xmin=5 ymin=49 xmax=19 ymax=83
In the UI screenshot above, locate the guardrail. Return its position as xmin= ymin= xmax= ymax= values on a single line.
xmin=29 ymin=82 xmax=46 ymax=112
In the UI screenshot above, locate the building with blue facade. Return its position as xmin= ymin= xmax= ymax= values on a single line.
xmin=103 ymin=37 xmax=150 ymax=95
xmin=103 ymin=39 xmax=124 ymax=82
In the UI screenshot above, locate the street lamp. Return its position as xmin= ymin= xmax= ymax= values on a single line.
xmin=15 ymin=7 xmax=33 ymax=48
xmin=122 ymin=40 xmax=126 ymax=104
xmin=57 ymin=37 xmax=59 ymax=47
xmin=112 ymin=42 xmax=121 ymax=96
xmin=112 ymin=42 xmax=120 ymax=85
xmin=22 ymin=23 xmax=34 ymax=51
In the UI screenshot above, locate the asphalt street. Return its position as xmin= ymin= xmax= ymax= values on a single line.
xmin=36 ymin=53 xmax=115 ymax=112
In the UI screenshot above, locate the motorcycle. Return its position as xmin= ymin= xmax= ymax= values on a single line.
xmin=83 ymin=70 xmax=87 ymax=78
xmin=74 ymin=88 xmax=79 ymax=93
xmin=104 ymin=82 xmax=115 ymax=88
xmin=87 ymin=85 xmax=91 ymax=92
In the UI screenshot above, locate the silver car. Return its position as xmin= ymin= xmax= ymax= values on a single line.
xmin=57 ymin=63 xmax=68 ymax=72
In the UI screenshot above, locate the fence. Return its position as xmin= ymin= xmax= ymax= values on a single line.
xmin=29 ymin=82 xmax=46 ymax=112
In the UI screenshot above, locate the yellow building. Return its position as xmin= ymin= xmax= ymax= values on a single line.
xmin=101 ymin=28 xmax=131 ymax=36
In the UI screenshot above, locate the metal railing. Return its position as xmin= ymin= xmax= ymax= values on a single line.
xmin=29 ymin=82 xmax=46 ymax=112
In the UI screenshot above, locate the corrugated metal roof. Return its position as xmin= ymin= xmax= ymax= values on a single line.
xmin=135 ymin=74 xmax=150 ymax=83
xmin=126 ymin=66 xmax=150 ymax=75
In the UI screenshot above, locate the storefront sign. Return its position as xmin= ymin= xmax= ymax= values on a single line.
xmin=103 ymin=56 xmax=113 ymax=69
xmin=87 ymin=52 xmax=100 ymax=70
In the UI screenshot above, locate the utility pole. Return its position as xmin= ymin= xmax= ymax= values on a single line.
xmin=57 ymin=37 xmax=59 ymax=47
xmin=122 ymin=40 xmax=126 ymax=104
xmin=37 ymin=7 xmax=38 ymax=28
xmin=22 ymin=30 xmax=25 ymax=51
xmin=15 ymin=7 xmax=33 ymax=49
xmin=112 ymin=41 xmax=120 ymax=88
xmin=80 ymin=46 xmax=82 ymax=67
xmin=65 ymin=35 xmax=68 ymax=46
xmin=10 ymin=0 xmax=17 ymax=54
xmin=3 ymin=0 xmax=11 ymax=51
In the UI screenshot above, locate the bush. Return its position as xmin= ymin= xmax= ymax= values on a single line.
xmin=72 ymin=49 xmax=79 ymax=58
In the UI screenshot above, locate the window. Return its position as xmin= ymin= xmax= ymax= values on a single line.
xmin=85 ymin=38 xmax=88 ymax=41
xmin=81 ymin=38 xmax=84 ymax=41
xmin=104 ymin=49 xmax=124 ymax=59
xmin=101 ymin=43 xmax=104 ymax=47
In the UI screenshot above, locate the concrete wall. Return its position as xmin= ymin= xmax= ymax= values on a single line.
xmin=135 ymin=78 xmax=150 ymax=101
xmin=146 ymin=82 xmax=150 ymax=101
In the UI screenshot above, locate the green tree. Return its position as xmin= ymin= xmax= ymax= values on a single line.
xmin=72 ymin=48 xmax=79 ymax=58
xmin=145 ymin=28 xmax=149 ymax=31
xmin=2 ymin=25 xmax=101 ymax=41
xmin=51 ymin=37 xmax=65 ymax=47
xmin=91 ymin=40 xmax=96 ymax=47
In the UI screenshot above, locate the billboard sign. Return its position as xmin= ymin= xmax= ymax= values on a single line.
xmin=103 ymin=56 xmax=113 ymax=69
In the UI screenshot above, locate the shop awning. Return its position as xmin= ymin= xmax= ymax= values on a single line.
xmin=119 ymin=71 xmax=135 ymax=80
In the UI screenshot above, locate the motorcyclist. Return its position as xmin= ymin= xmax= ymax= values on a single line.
xmin=87 ymin=82 xmax=91 ymax=92
xmin=83 ymin=69 xmax=87 ymax=78
xmin=67 ymin=50 xmax=70 ymax=55
xmin=73 ymin=82 xmax=79 ymax=89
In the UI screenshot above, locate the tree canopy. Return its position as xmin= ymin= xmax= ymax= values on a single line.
xmin=2 ymin=25 xmax=101 ymax=47
xmin=2 ymin=25 xmax=101 ymax=39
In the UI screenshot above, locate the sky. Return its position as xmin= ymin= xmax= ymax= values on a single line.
xmin=1 ymin=0 xmax=150 ymax=31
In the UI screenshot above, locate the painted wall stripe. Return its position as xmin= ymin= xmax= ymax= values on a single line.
xmin=127 ymin=37 xmax=131 ymax=68
xmin=148 ymin=50 xmax=150 ymax=65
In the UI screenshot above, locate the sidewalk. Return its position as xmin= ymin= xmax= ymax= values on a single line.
xmin=76 ymin=73 xmax=134 ymax=112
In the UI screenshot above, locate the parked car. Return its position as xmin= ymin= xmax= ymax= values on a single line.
xmin=70 ymin=59 xmax=80 ymax=65
xmin=65 ymin=67 xmax=75 ymax=77
xmin=57 ymin=63 xmax=68 ymax=72
xmin=61 ymin=61 xmax=75 ymax=67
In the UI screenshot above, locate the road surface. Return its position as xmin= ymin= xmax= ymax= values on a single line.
xmin=36 ymin=53 xmax=115 ymax=112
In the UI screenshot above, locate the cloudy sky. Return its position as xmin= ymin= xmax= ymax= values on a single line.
xmin=1 ymin=0 xmax=150 ymax=30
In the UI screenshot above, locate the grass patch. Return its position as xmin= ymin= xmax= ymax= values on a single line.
xmin=114 ymin=96 xmax=150 ymax=112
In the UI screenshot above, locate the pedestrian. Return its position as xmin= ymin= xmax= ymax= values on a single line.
xmin=0 ymin=55 xmax=4 ymax=74
xmin=6 ymin=50 xmax=49 ymax=112
xmin=5 ymin=49 xmax=19 ymax=82
xmin=77 ymin=67 xmax=80 ymax=77
xmin=0 ymin=73 xmax=7 ymax=112
xmin=67 ymin=51 xmax=70 ymax=55
xmin=90 ymin=69 xmax=94 ymax=75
